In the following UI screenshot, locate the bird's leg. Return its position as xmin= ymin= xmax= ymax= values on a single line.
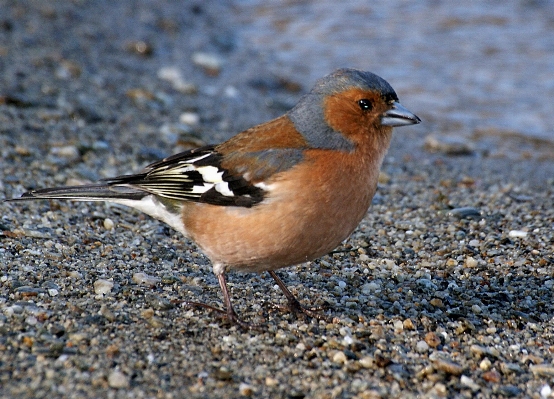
xmin=217 ymin=274 xmax=264 ymax=331
xmin=268 ymin=270 xmax=329 ymax=320
xmin=181 ymin=274 xmax=263 ymax=331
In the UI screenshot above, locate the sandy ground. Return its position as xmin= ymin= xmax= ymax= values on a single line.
xmin=1 ymin=1 xmax=553 ymax=398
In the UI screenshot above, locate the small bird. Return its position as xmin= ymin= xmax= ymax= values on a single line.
xmin=7 ymin=68 xmax=420 ymax=329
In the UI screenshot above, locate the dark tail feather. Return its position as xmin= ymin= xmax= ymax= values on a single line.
xmin=5 ymin=184 xmax=148 ymax=202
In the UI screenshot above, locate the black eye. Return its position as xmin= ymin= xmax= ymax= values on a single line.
xmin=358 ymin=99 xmax=372 ymax=111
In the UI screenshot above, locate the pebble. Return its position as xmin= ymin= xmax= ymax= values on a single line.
xmin=460 ymin=375 xmax=480 ymax=391
xmin=465 ymin=256 xmax=478 ymax=268
xmin=424 ymin=332 xmax=441 ymax=348
xmin=424 ymin=135 xmax=474 ymax=155
xmin=530 ymin=364 xmax=554 ymax=377
xmin=359 ymin=356 xmax=374 ymax=369
xmin=93 ymin=279 xmax=113 ymax=295
xmin=540 ymin=385 xmax=552 ymax=399
xmin=49 ymin=145 xmax=80 ymax=161
xmin=508 ymin=230 xmax=528 ymax=238
xmin=239 ymin=383 xmax=254 ymax=397
xmin=479 ymin=358 xmax=492 ymax=371
xmin=403 ymin=319 xmax=415 ymax=330
xmin=133 ymin=272 xmax=161 ymax=287
xmin=470 ymin=344 xmax=500 ymax=358
xmin=416 ymin=341 xmax=429 ymax=353
xmin=192 ymin=52 xmax=223 ymax=73
xmin=103 ymin=218 xmax=114 ymax=230
xmin=144 ymin=293 xmax=173 ymax=310
xmin=482 ymin=369 xmax=501 ymax=383
xmin=107 ymin=370 xmax=129 ymax=389
xmin=157 ymin=66 xmax=197 ymax=94
xmin=433 ymin=358 xmax=463 ymax=375
xmin=447 ymin=207 xmax=481 ymax=219
xmin=179 ymin=112 xmax=200 ymax=126
xmin=332 ymin=351 xmax=347 ymax=364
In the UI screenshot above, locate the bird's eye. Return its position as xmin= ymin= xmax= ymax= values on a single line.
xmin=358 ymin=99 xmax=372 ymax=111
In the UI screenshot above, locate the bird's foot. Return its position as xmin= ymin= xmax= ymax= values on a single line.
xmin=180 ymin=301 xmax=264 ymax=331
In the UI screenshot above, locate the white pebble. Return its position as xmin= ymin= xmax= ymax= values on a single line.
xmin=465 ymin=256 xmax=478 ymax=268
xmin=479 ymin=358 xmax=492 ymax=371
xmin=108 ymin=370 xmax=129 ymax=389
xmin=48 ymin=288 xmax=59 ymax=297
xmin=509 ymin=230 xmax=528 ymax=238
xmin=361 ymin=282 xmax=380 ymax=294
xmin=93 ymin=279 xmax=113 ymax=295
xmin=416 ymin=340 xmax=429 ymax=353
xmin=332 ymin=351 xmax=347 ymax=364
xmin=103 ymin=218 xmax=114 ymax=230
xmin=460 ymin=375 xmax=480 ymax=391
xmin=179 ymin=112 xmax=200 ymax=126
xmin=133 ymin=272 xmax=161 ymax=287
xmin=343 ymin=335 xmax=353 ymax=346
xmin=540 ymin=384 xmax=552 ymax=398
xmin=338 ymin=280 xmax=346 ymax=288
xmin=472 ymin=304 xmax=482 ymax=314
xmin=192 ymin=52 xmax=222 ymax=70
xmin=25 ymin=316 xmax=38 ymax=326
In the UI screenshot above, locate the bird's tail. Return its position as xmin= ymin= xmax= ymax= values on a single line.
xmin=5 ymin=184 xmax=148 ymax=202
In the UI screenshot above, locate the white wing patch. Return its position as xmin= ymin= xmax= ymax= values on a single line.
xmin=196 ymin=165 xmax=224 ymax=183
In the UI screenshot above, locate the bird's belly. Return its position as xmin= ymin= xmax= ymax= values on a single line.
xmin=181 ymin=185 xmax=374 ymax=273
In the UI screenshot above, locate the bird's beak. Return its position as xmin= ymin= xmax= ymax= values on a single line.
xmin=381 ymin=102 xmax=421 ymax=127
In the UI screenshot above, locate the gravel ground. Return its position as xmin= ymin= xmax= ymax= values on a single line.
xmin=1 ymin=1 xmax=553 ymax=398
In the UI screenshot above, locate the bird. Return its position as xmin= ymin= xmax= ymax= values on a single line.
xmin=6 ymin=68 xmax=420 ymax=329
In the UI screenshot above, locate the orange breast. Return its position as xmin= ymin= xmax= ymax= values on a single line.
xmin=181 ymin=146 xmax=386 ymax=273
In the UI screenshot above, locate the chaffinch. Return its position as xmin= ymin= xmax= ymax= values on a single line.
xmin=8 ymin=68 xmax=420 ymax=329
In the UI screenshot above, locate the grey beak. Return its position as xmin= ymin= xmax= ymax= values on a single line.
xmin=381 ymin=102 xmax=421 ymax=127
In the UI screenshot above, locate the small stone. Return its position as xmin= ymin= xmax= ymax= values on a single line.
xmin=50 ymin=145 xmax=80 ymax=160
xmin=179 ymin=112 xmax=200 ymax=126
xmin=465 ymin=256 xmax=478 ymax=268
xmin=424 ymin=135 xmax=474 ymax=155
xmin=108 ymin=370 xmax=129 ymax=389
xmin=479 ymin=358 xmax=492 ymax=371
xmin=433 ymin=358 xmax=463 ymax=375
xmin=425 ymin=332 xmax=441 ymax=348
xmin=192 ymin=52 xmax=222 ymax=73
xmin=530 ymin=364 xmax=554 ymax=377
xmin=265 ymin=377 xmax=278 ymax=387
xmin=429 ymin=298 xmax=444 ymax=308
xmin=497 ymin=385 xmax=522 ymax=397
xmin=470 ymin=344 xmax=500 ymax=358
xmin=93 ymin=279 xmax=113 ymax=295
xmin=144 ymin=293 xmax=173 ymax=310
xmin=103 ymin=218 xmax=114 ymax=230
xmin=540 ymin=384 xmax=552 ymax=399
xmin=508 ymin=230 xmax=527 ymax=238
xmin=403 ymin=319 xmax=415 ymax=330
xmin=482 ymin=369 xmax=501 ymax=383
xmin=359 ymin=356 xmax=374 ymax=368
xmin=239 ymin=383 xmax=254 ymax=397
xmin=460 ymin=375 xmax=480 ymax=391
xmin=214 ymin=367 xmax=233 ymax=381
xmin=416 ymin=340 xmax=429 ymax=353
xmin=332 ymin=351 xmax=348 ymax=364
xmin=472 ymin=304 xmax=482 ymax=314
xmin=133 ymin=272 xmax=161 ymax=287
xmin=157 ymin=66 xmax=197 ymax=94
xmin=448 ymin=207 xmax=481 ymax=220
